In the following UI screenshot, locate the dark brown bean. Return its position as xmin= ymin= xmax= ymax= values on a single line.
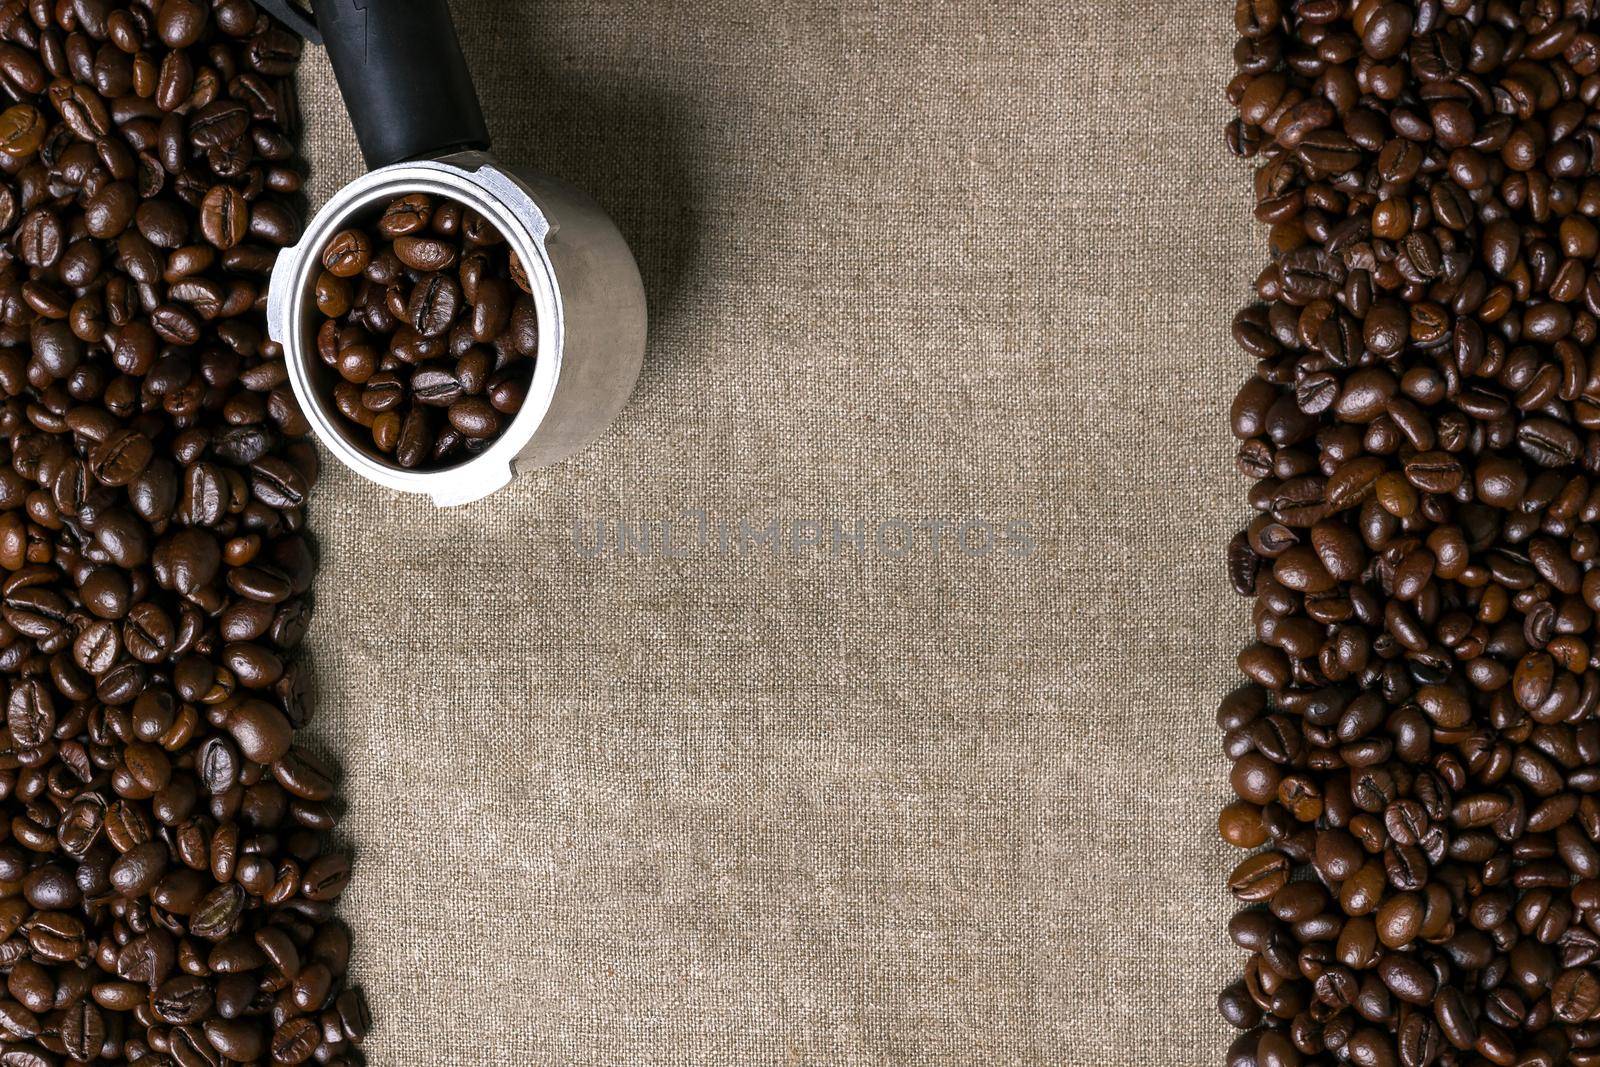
xmin=1211 ymin=9 xmax=1600 ymax=1057
xmin=309 ymin=193 xmax=535 ymax=468
xmin=0 ymin=10 xmax=370 ymax=1060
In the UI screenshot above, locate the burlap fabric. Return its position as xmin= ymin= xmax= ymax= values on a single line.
xmin=294 ymin=2 xmax=1259 ymax=1063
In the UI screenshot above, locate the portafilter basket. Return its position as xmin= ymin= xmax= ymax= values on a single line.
xmin=265 ymin=0 xmax=646 ymax=506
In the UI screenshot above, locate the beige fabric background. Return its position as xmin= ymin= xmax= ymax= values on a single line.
xmin=293 ymin=2 xmax=1260 ymax=1064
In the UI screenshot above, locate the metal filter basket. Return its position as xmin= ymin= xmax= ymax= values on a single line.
xmin=264 ymin=1 xmax=646 ymax=506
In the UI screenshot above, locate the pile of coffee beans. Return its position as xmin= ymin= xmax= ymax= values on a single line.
xmin=310 ymin=193 xmax=536 ymax=469
xmin=1220 ymin=2 xmax=1600 ymax=1066
xmin=0 ymin=1 xmax=369 ymax=1063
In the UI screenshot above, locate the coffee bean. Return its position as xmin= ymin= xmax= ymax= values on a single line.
xmin=109 ymin=840 xmax=168 ymax=898
xmin=489 ymin=371 xmax=529 ymax=414
xmin=153 ymin=528 xmax=220 ymax=595
xmin=152 ymin=974 xmax=212 ymax=1025
xmin=1401 ymin=452 xmax=1462 ymax=494
xmin=411 ymin=364 xmax=462 ymax=406
xmin=336 ymin=986 xmax=370 ymax=1043
xmin=1323 ymin=456 xmax=1383 ymax=511
xmin=199 ymin=184 xmax=247 ymax=248
xmin=270 ymin=1014 xmax=318 ymax=1064
xmin=447 ymin=397 xmax=500 ymax=439
xmin=16 ymin=208 xmax=62 ymax=268
xmin=315 ymin=269 xmax=351 ymax=317
xmin=395 ymin=408 xmax=431 ymax=468
xmin=57 ymin=1001 xmax=104 ymax=1062
xmin=1379 ymin=954 xmax=1438 ymax=1005
xmin=189 ymin=882 xmax=244 ymax=940
xmin=274 ymin=747 xmax=335 ymax=801
xmin=301 ymin=853 xmax=350 ymax=901
xmin=1518 ymin=417 xmax=1581 ymax=468
xmin=321 ymin=229 xmax=371 ymax=277
xmin=1228 ymin=850 xmax=1290 ymax=902
xmin=1375 ymin=892 xmax=1424 ymax=950
xmin=1296 ymin=371 xmax=1338 ymax=414
xmin=408 ymin=273 xmax=461 ymax=337
xmin=394 ymin=235 xmax=457 ymax=272
xmin=248 ymin=456 xmax=306 ymax=509
xmin=189 ymin=99 xmax=248 ymax=150
xmin=88 ymin=428 xmax=153 ymax=486
xmin=0 ymin=6 xmax=372 ymax=1060
xmin=510 ymin=294 xmax=539 ymax=354
xmin=376 ymin=193 xmax=431 ymax=239
xmin=1216 ymin=7 xmax=1600 ymax=1059
xmin=222 ymin=698 xmax=291 ymax=764
xmin=84 ymin=181 xmax=136 ymax=239
xmin=310 ymin=193 xmax=535 ymax=468
xmin=203 ymin=1016 xmax=264 ymax=1060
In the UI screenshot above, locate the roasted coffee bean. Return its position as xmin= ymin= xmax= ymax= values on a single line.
xmin=1228 ymin=850 xmax=1290 ymax=902
xmin=394 ymin=235 xmax=456 ymax=272
xmin=336 ymin=986 xmax=370 ymax=1042
xmin=58 ymin=1000 xmax=104 ymax=1061
xmin=448 ymin=397 xmax=500 ymax=439
xmin=310 ymin=193 xmax=534 ymax=468
xmin=301 ymin=853 xmax=350 ymax=901
xmin=489 ymin=371 xmax=528 ymax=415
xmin=274 ymin=747 xmax=335 ymax=801
xmin=0 ymin=3 xmax=375 ymax=1060
xmin=109 ymin=840 xmax=167 ymax=898
xmin=376 ymin=193 xmax=431 ymax=239
xmin=222 ymin=698 xmax=291 ymax=764
xmin=1216 ymin=6 xmax=1600 ymax=1061
xmin=321 ymin=229 xmax=371 ymax=278
xmin=408 ymin=273 xmax=461 ymax=337
xmin=272 ymin=1014 xmax=319 ymax=1064
xmin=199 ymin=184 xmax=247 ymax=249
xmin=203 ymin=1016 xmax=264 ymax=1060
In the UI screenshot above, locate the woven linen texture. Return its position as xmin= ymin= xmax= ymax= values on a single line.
xmin=297 ymin=2 xmax=1256 ymax=1063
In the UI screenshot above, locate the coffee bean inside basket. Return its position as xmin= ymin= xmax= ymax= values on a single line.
xmin=313 ymin=193 xmax=537 ymax=469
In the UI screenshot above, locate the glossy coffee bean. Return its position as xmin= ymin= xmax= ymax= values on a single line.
xmin=0 ymin=4 xmax=371 ymax=1061
xmin=1217 ymin=5 xmax=1600 ymax=1062
xmin=310 ymin=193 xmax=534 ymax=468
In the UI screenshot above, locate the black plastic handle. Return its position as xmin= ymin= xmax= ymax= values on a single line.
xmin=256 ymin=0 xmax=321 ymax=43
xmin=315 ymin=0 xmax=492 ymax=170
